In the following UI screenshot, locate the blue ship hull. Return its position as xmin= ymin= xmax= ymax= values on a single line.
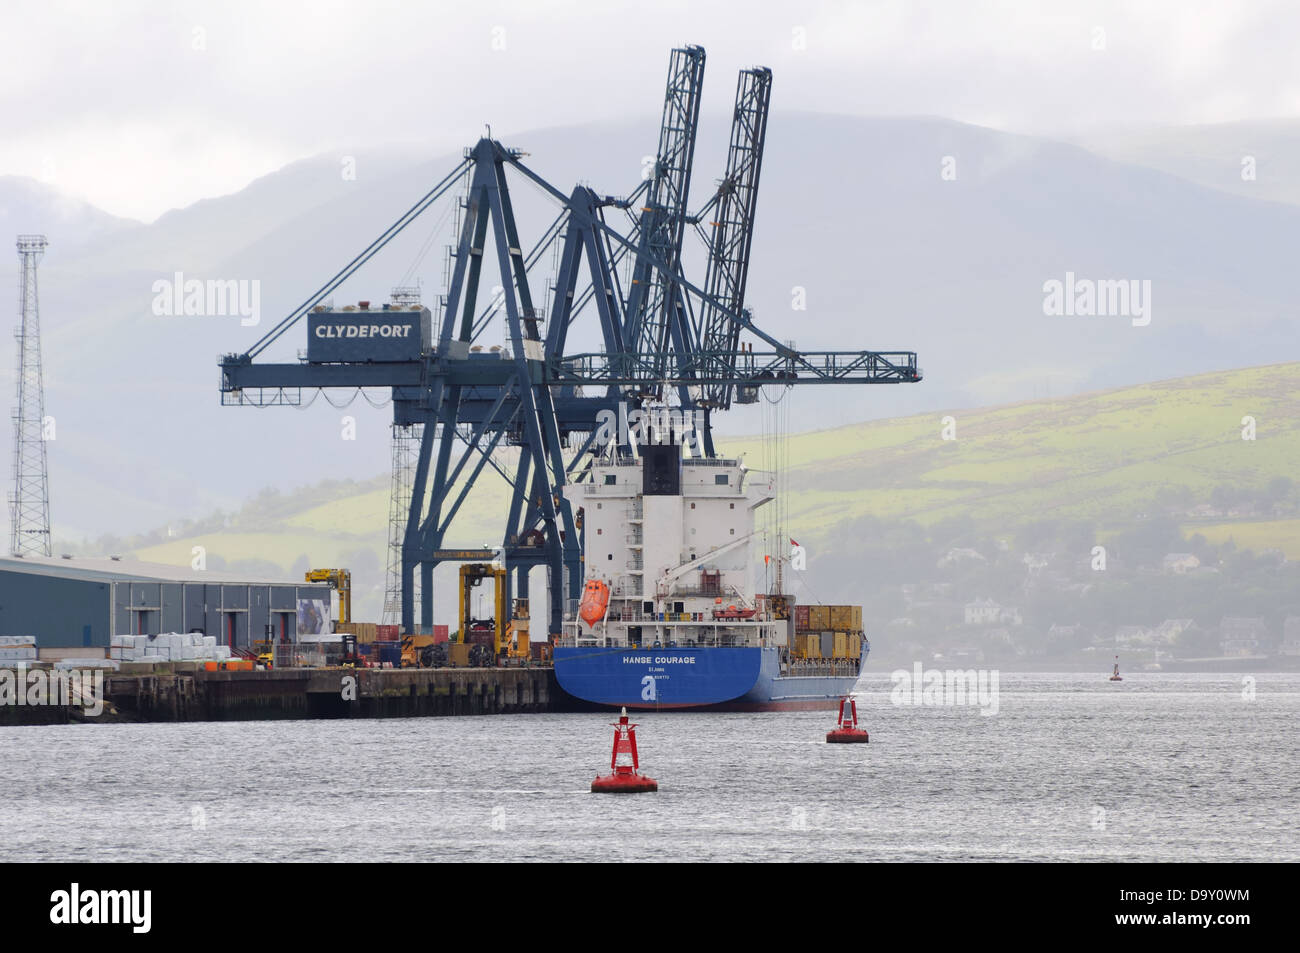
xmin=553 ymin=644 xmax=867 ymax=711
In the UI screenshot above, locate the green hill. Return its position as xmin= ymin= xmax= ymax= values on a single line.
xmin=96 ymin=361 xmax=1300 ymax=619
xmin=730 ymin=361 xmax=1300 ymax=538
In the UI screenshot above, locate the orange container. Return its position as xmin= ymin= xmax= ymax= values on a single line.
xmin=204 ymin=661 xmax=218 ymax=672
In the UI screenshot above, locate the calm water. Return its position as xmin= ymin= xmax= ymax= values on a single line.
xmin=2 ymin=672 xmax=1296 ymax=862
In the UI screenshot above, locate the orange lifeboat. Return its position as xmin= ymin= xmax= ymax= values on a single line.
xmin=578 ymin=579 xmax=610 ymax=627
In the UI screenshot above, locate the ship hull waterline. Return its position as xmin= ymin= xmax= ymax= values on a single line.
xmin=553 ymin=644 xmax=868 ymax=712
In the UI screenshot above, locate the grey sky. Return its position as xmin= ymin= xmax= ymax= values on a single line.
xmin=4 ymin=0 xmax=1298 ymax=221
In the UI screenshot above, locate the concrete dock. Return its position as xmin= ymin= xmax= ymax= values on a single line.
xmin=0 ymin=665 xmax=560 ymax=725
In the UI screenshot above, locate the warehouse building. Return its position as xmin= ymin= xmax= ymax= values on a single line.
xmin=0 ymin=554 xmax=333 ymax=650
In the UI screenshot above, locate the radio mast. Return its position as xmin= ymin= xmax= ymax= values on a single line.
xmin=10 ymin=235 xmax=52 ymax=556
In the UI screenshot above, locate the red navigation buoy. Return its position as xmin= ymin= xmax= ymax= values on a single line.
xmin=825 ymin=695 xmax=869 ymax=743
xmin=591 ymin=707 xmax=658 ymax=793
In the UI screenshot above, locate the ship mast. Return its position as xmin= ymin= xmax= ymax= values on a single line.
xmin=761 ymin=374 xmax=792 ymax=603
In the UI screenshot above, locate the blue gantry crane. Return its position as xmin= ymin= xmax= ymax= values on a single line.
xmin=219 ymin=47 xmax=921 ymax=637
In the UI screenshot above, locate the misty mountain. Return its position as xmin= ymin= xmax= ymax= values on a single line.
xmin=1069 ymin=119 xmax=1300 ymax=208
xmin=0 ymin=176 xmax=138 ymax=249
xmin=4 ymin=112 xmax=1300 ymax=540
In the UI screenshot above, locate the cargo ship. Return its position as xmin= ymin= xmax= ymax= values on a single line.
xmin=554 ymin=440 xmax=867 ymax=711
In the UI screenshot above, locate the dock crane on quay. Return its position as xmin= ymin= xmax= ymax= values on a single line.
xmin=217 ymin=46 xmax=921 ymax=643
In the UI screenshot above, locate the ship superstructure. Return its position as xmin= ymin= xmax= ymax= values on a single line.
xmin=564 ymin=444 xmax=777 ymax=651
xmin=555 ymin=440 xmax=866 ymax=710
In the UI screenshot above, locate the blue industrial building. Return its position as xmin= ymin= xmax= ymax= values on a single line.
xmin=0 ymin=555 xmax=332 ymax=650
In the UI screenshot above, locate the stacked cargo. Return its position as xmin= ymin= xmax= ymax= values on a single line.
xmin=0 ymin=635 xmax=37 ymax=663
xmin=52 ymin=657 xmax=118 ymax=670
xmin=109 ymin=633 xmax=232 ymax=663
xmin=335 ymin=621 xmax=379 ymax=643
xmin=791 ymin=604 xmax=865 ymax=659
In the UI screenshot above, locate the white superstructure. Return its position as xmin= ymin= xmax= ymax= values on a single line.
xmin=561 ymin=445 xmax=785 ymax=649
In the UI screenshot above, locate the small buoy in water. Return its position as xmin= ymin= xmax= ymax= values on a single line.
xmin=826 ymin=695 xmax=869 ymax=743
xmin=591 ymin=707 xmax=658 ymax=793
xmin=1110 ymin=656 xmax=1123 ymax=682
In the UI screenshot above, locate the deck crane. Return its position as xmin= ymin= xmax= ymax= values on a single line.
xmin=217 ymin=47 xmax=921 ymax=639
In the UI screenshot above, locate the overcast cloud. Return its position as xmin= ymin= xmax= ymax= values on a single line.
xmin=3 ymin=0 xmax=1299 ymax=221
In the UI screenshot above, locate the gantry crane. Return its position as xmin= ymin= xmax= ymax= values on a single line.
xmin=219 ymin=47 xmax=921 ymax=639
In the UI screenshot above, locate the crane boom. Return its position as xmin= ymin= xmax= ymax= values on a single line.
xmin=656 ymin=531 xmax=756 ymax=600
xmin=697 ymin=66 xmax=772 ymax=411
xmin=621 ymin=45 xmax=706 ymax=395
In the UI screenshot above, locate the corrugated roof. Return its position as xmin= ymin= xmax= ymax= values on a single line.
xmin=0 ymin=553 xmax=326 ymax=587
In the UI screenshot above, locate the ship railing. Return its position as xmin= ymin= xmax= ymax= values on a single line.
xmin=577 ymin=483 xmax=638 ymax=497
xmin=553 ymin=633 xmax=763 ymax=649
xmin=780 ymin=658 xmax=861 ymax=678
xmin=682 ymin=457 xmax=739 ymax=468
xmin=672 ymin=586 xmax=724 ymax=598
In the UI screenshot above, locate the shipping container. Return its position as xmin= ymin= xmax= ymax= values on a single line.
xmin=833 ymin=631 xmax=849 ymax=658
xmin=828 ymin=605 xmax=851 ymax=631
xmin=803 ymin=634 xmax=819 ymax=659
xmin=376 ymin=624 xmax=399 ymax=642
xmin=819 ymin=631 xmax=834 ymax=658
xmin=850 ymin=605 xmax=863 ymax=631
xmin=433 ymin=624 xmax=450 ymax=644
xmin=350 ymin=622 xmax=377 ymax=644
xmin=808 ymin=605 xmax=830 ymax=631
xmin=448 ymin=642 xmax=470 ymax=667
xmin=794 ymin=604 xmax=811 ymax=632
